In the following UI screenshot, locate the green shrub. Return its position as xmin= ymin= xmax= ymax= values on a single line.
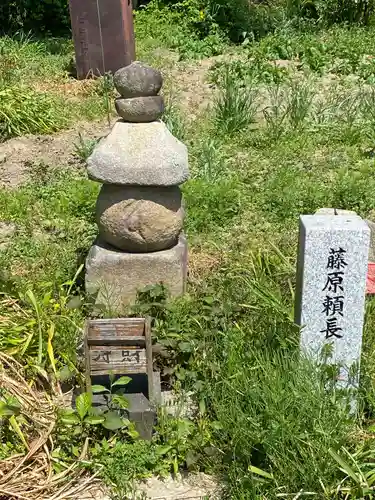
xmin=156 ymin=0 xmax=375 ymax=45
xmin=0 ymin=86 xmax=68 ymax=140
xmin=183 ymin=178 xmax=243 ymax=234
xmin=213 ymin=67 xmax=259 ymax=136
xmin=314 ymin=0 xmax=374 ymax=24
xmin=0 ymin=0 xmax=70 ymax=35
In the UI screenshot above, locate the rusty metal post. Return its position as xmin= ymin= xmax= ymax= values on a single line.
xmin=69 ymin=0 xmax=136 ymax=80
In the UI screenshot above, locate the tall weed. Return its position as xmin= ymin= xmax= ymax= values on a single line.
xmin=210 ymin=346 xmax=353 ymax=496
xmin=214 ymin=68 xmax=258 ymax=135
xmin=0 ymin=86 xmax=68 ymax=140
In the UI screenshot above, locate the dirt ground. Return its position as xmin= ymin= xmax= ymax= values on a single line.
xmin=0 ymin=120 xmax=111 ymax=188
xmin=0 ymin=56 xmax=219 ymax=189
xmin=79 ymin=473 xmax=220 ymax=500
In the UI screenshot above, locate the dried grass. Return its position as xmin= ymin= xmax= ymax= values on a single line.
xmin=0 ymin=353 xmax=100 ymax=500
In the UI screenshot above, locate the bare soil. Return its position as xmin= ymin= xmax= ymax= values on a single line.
xmin=79 ymin=473 xmax=220 ymax=500
xmin=0 ymin=55 xmax=219 ymax=189
xmin=0 ymin=120 xmax=111 ymax=188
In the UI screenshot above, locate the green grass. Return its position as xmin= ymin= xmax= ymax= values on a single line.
xmin=0 ymin=34 xmax=115 ymax=140
xmin=4 ymin=7 xmax=375 ymax=500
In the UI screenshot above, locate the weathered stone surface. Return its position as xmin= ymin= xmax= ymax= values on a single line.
xmin=316 ymin=208 xmax=359 ymax=217
xmin=366 ymin=220 xmax=375 ymax=261
xmin=295 ymin=215 xmax=370 ymax=391
xmin=115 ymin=96 xmax=164 ymax=123
xmin=85 ymin=234 xmax=188 ymax=309
xmin=69 ymin=0 xmax=135 ymax=80
xmin=92 ymin=392 xmax=156 ymax=441
xmin=87 ymin=121 xmax=189 ymax=186
xmin=96 ymin=185 xmax=184 ymax=252
xmin=114 ymin=62 xmax=163 ymax=98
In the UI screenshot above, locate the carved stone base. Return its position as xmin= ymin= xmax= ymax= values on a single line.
xmin=85 ymin=234 xmax=187 ymax=311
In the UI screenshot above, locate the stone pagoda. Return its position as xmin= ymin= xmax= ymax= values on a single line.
xmin=85 ymin=62 xmax=189 ymax=310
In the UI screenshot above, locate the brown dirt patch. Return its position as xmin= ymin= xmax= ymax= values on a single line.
xmin=167 ymin=57 xmax=218 ymax=119
xmin=0 ymin=53 xmax=230 ymax=189
xmin=0 ymin=120 xmax=111 ymax=188
xmin=189 ymin=247 xmax=224 ymax=285
xmin=32 ymin=78 xmax=98 ymax=98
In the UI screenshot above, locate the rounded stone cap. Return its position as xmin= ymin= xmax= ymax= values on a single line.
xmin=87 ymin=121 xmax=189 ymax=186
xmin=114 ymin=61 xmax=163 ymax=98
xmin=115 ymin=96 xmax=164 ymax=123
xmin=96 ymin=184 xmax=184 ymax=252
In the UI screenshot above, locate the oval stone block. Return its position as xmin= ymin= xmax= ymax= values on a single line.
xmin=115 ymin=96 xmax=164 ymax=123
xmin=96 ymin=185 xmax=184 ymax=252
xmin=114 ymin=62 xmax=163 ymax=98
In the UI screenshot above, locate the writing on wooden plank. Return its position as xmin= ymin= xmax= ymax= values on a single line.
xmin=90 ymin=345 xmax=147 ymax=374
xmin=84 ymin=317 xmax=154 ymax=400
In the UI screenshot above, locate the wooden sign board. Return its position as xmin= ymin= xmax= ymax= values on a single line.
xmin=84 ymin=317 xmax=154 ymax=400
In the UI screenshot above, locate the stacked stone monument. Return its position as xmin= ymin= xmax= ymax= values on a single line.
xmin=85 ymin=62 xmax=189 ymax=309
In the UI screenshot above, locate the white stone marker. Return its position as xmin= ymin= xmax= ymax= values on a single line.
xmin=295 ymin=214 xmax=370 ymax=389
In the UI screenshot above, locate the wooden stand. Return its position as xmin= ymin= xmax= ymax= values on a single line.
xmin=84 ymin=317 xmax=158 ymax=403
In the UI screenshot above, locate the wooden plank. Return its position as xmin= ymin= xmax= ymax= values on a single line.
xmin=145 ymin=317 xmax=154 ymax=403
xmin=89 ymin=345 xmax=146 ymax=373
xmin=87 ymin=318 xmax=145 ymax=345
xmin=88 ymin=336 xmax=146 ymax=347
xmin=91 ymin=367 xmax=145 ymax=376
xmin=84 ymin=321 xmax=91 ymax=392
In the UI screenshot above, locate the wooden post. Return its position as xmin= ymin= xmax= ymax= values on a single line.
xmin=69 ymin=0 xmax=136 ymax=79
xmin=145 ymin=316 xmax=154 ymax=403
xmin=83 ymin=321 xmax=91 ymax=393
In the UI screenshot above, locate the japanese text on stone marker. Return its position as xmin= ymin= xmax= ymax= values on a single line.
xmin=321 ymin=248 xmax=347 ymax=339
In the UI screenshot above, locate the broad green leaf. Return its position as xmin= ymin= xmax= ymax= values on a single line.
xmin=186 ymin=450 xmax=199 ymax=468
xmin=111 ymin=376 xmax=132 ymax=387
xmin=9 ymin=415 xmax=28 ymax=449
xmin=0 ymin=402 xmax=16 ymax=417
xmin=156 ymin=445 xmax=173 ymax=456
xmin=204 ymin=446 xmax=218 ymax=457
xmin=248 ymin=465 xmax=274 ymax=480
xmin=127 ymin=429 xmax=139 ymax=439
xmin=91 ymin=385 xmax=109 ymax=394
xmin=75 ymin=392 xmax=92 ymax=420
xmin=58 ymin=365 xmax=74 ymax=382
xmin=42 ymin=291 xmax=52 ymax=306
xmin=199 ymin=399 xmax=206 ymax=415
xmin=111 ymin=394 xmax=129 ymax=409
xmin=102 ymin=411 xmax=125 ymax=431
xmin=60 ymin=410 xmax=80 ymax=425
xmin=84 ymin=415 xmax=105 ymax=425
xmin=5 ymin=396 xmax=21 ymax=412
xmin=328 ymin=449 xmax=361 ymax=485
xmin=66 ymin=296 xmax=83 ymax=310
xmin=73 ymin=426 xmax=83 ymax=436
xmin=179 ymin=341 xmax=193 ymax=352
